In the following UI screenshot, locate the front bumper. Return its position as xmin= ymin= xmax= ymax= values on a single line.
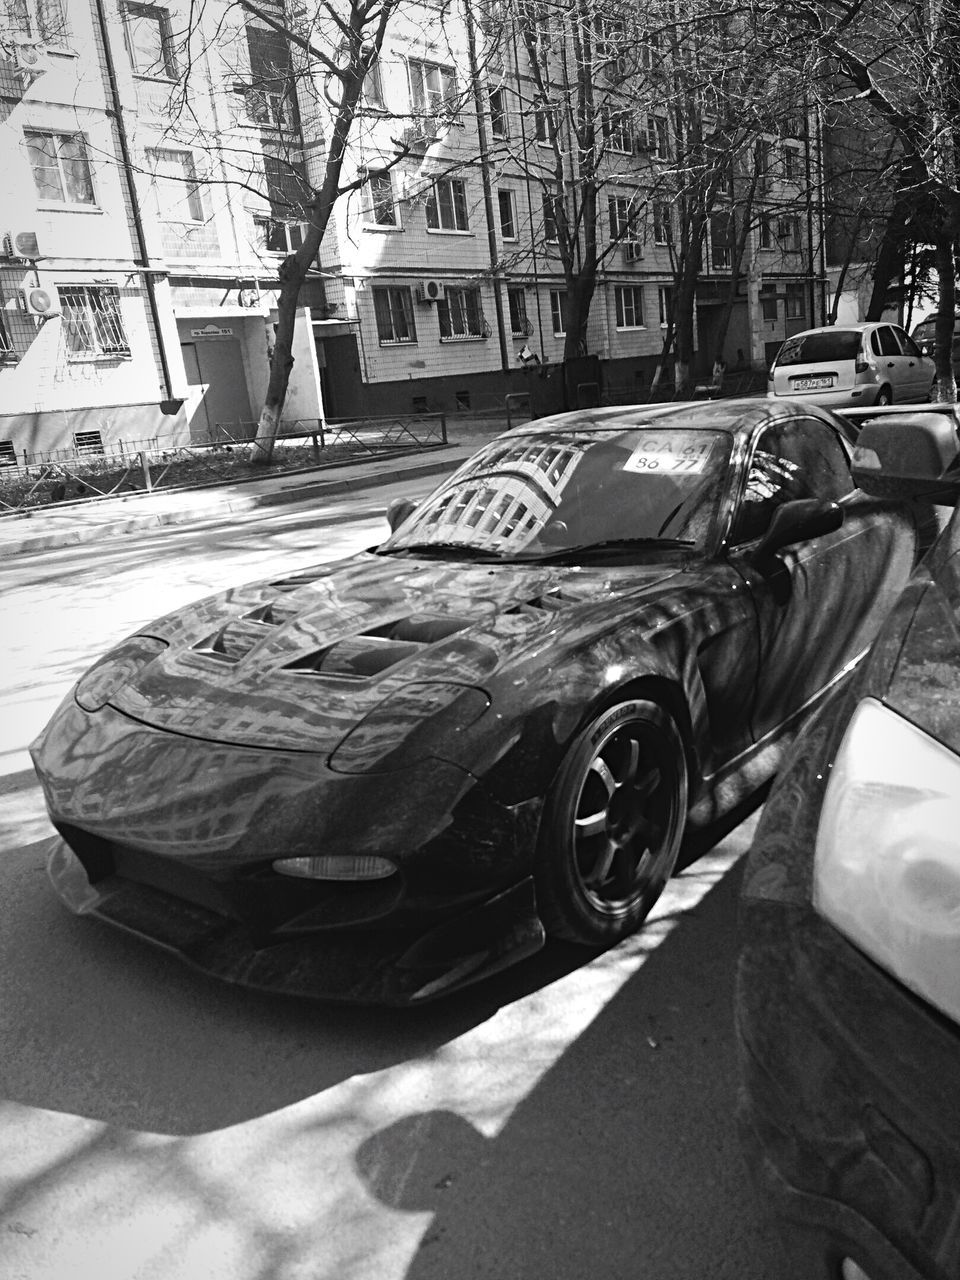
xmin=47 ymin=836 xmax=545 ymax=1004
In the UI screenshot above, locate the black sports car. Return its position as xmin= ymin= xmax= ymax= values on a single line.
xmin=736 ymin=409 xmax=960 ymax=1280
xmin=32 ymin=400 xmax=918 ymax=1004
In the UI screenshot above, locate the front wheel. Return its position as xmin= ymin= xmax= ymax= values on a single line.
xmin=535 ymin=698 xmax=689 ymax=946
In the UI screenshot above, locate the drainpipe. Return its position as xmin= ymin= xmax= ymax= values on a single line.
xmin=92 ymin=0 xmax=178 ymax=408
xmin=463 ymin=0 xmax=509 ymax=372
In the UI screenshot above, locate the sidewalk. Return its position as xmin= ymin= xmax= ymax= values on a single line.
xmin=0 ymin=420 xmax=507 ymax=559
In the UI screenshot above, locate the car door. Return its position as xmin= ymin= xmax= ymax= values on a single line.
xmin=892 ymin=326 xmax=933 ymax=401
xmin=725 ymin=417 xmax=917 ymax=744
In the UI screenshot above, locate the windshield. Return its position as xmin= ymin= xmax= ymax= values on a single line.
xmin=379 ymin=426 xmax=732 ymax=560
xmin=775 ymin=331 xmax=863 ymax=366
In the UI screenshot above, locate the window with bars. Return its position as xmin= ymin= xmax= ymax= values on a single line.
xmin=73 ymin=429 xmax=104 ymax=455
xmin=408 ymin=59 xmax=458 ymax=116
xmin=615 ymin=285 xmax=645 ymax=328
xmin=363 ymin=171 xmax=397 ymax=227
xmin=438 ymin=287 xmax=485 ymax=340
xmin=0 ymin=440 xmax=17 ymax=467
xmin=373 ymin=287 xmax=416 ymax=344
xmin=148 ymin=149 xmax=205 ymax=222
xmin=25 ymin=131 xmax=95 ymax=205
xmin=122 ymin=3 xmax=176 ymax=78
xmin=508 ymin=286 xmax=530 ymax=336
xmin=59 ymin=285 xmax=130 ymax=358
xmin=550 ymin=289 xmax=566 ymax=335
xmin=426 ymin=178 xmax=469 ymax=231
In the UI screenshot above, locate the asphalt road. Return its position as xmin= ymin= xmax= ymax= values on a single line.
xmin=0 ymin=479 xmax=788 ymax=1280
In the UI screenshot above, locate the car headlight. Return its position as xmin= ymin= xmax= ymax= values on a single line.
xmin=814 ymin=696 xmax=960 ymax=1024
xmin=328 ymin=682 xmax=490 ymax=774
xmin=75 ymin=636 xmax=168 ymax=712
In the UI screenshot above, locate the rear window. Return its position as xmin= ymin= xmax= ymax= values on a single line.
xmin=775 ymin=331 xmax=863 ymax=366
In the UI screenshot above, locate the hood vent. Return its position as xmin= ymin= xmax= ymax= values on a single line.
xmin=285 ymin=613 xmax=473 ymax=681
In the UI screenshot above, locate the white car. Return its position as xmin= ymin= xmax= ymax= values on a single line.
xmin=768 ymin=322 xmax=932 ymax=407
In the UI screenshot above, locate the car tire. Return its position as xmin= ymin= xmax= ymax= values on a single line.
xmin=534 ymin=697 xmax=688 ymax=946
xmin=875 ymin=386 xmax=892 ymax=405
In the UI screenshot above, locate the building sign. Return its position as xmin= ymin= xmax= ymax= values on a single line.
xmin=190 ymin=324 xmax=235 ymax=338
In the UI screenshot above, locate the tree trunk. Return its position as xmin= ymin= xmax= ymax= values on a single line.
xmin=934 ymin=225 xmax=958 ymax=403
xmin=562 ymin=272 xmax=597 ymax=360
xmin=249 ymin=254 xmax=304 ymax=465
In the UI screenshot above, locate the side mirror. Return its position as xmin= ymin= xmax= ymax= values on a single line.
xmin=851 ymin=413 xmax=960 ymax=503
xmin=386 ymin=497 xmax=418 ymax=532
xmin=754 ymin=499 xmax=844 ymax=563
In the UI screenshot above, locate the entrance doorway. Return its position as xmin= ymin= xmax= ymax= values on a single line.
xmin=181 ymin=340 xmax=253 ymax=439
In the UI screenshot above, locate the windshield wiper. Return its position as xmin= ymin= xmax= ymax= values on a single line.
xmin=376 ymin=541 xmax=504 ymax=561
xmin=513 ymin=537 xmax=695 ymax=563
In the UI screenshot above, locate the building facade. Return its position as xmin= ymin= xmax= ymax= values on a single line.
xmin=0 ymin=0 xmax=825 ymax=461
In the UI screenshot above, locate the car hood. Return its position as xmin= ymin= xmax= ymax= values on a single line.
xmin=95 ymin=552 xmax=687 ymax=753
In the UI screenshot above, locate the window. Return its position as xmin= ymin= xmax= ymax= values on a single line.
xmin=608 ymin=195 xmax=632 ymax=240
xmin=760 ymin=284 xmax=778 ymax=321
xmin=25 ymin=131 xmax=95 ymax=205
xmin=373 ymin=286 xmax=416 ymax=344
xmin=490 ymin=87 xmax=508 ymax=138
xmin=615 ymin=285 xmax=645 ymax=328
xmin=646 ymin=116 xmax=669 ymax=160
xmin=438 ymin=286 xmax=485 ymax=339
xmin=498 ymin=188 xmax=517 ymax=240
xmin=732 ymin=421 xmax=852 ymax=544
xmin=759 ymin=212 xmax=773 ymax=250
xmin=409 ymin=59 xmax=458 ymax=116
xmin=0 ymin=440 xmax=17 ymax=466
xmin=782 ymin=143 xmax=802 ymax=180
xmin=639 ymin=28 xmax=662 ymax=70
xmin=534 ymin=101 xmax=558 ymax=143
xmin=756 ymin=138 xmax=772 ymax=182
xmin=263 ymin=153 xmax=311 ymax=224
xmin=542 ymin=190 xmax=558 ymax=242
xmin=602 ymin=108 xmax=632 ymax=154
xmin=239 ymin=24 xmax=298 ymax=129
xmin=710 ymin=210 xmax=733 ymax=269
xmin=148 ymin=149 xmax=204 ymax=221
xmin=364 ymin=171 xmax=396 ymax=226
xmin=122 ymin=3 xmax=176 ymax=78
xmin=653 ymin=200 xmax=672 ymax=246
xmin=550 ymin=289 xmax=567 ymax=335
xmin=508 ymin=286 xmax=530 ymax=336
xmin=5 ymin=0 xmax=68 ymax=42
xmin=363 ymin=57 xmax=384 ymax=108
xmin=778 ymin=215 xmax=800 ymax=251
xmin=59 ymin=285 xmax=130 ymax=357
xmin=785 ymin=282 xmax=805 ymax=320
xmin=254 ymin=218 xmax=303 ymax=252
xmin=658 ymin=285 xmax=674 ymax=327
xmin=0 ymin=295 xmax=12 ymax=357
xmin=426 ymin=177 xmax=469 ymax=231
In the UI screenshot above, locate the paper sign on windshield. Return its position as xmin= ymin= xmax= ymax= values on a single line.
xmin=622 ymin=435 xmax=713 ymax=475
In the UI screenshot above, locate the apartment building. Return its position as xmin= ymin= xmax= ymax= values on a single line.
xmin=0 ymin=0 xmax=823 ymax=460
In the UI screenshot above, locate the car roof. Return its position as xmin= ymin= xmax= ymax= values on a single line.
xmin=786 ymin=323 xmax=885 ymax=337
xmin=501 ymin=398 xmax=852 ymax=441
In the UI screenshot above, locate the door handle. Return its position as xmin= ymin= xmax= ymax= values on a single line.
xmin=886 ymin=361 xmax=895 ymax=367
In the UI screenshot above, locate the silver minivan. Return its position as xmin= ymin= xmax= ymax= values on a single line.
xmin=768 ymin=322 xmax=931 ymax=406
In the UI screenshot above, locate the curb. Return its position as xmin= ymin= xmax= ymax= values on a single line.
xmin=1 ymin=450 xmax=467 ymax=559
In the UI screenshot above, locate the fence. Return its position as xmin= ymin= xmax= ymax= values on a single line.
xmin=0 ymin=413 xmax=448 ymax=514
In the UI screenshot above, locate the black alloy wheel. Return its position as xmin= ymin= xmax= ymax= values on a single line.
xmin=535 ymin=698 xmax=688 ymax=946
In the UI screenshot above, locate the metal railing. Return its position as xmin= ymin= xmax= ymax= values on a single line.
xmin=0 ymin=413 xmax=448 ymax=514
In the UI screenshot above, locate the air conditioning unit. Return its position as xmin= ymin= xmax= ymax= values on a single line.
xmin=11 ymin=36 xmax=54 ymax=74
xmin=21 ymin=284 xmax=60 ymax=318
xmin=416 ymin=279 xmax=444 ymax=304
xmin=3 ymin=229 xmax=42 ymax=259
xmin=623 ymin=241 xmax=643 ymax=263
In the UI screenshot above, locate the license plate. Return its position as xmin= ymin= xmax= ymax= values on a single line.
xmin=793 ymin=376 xmax=834 ymax=390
